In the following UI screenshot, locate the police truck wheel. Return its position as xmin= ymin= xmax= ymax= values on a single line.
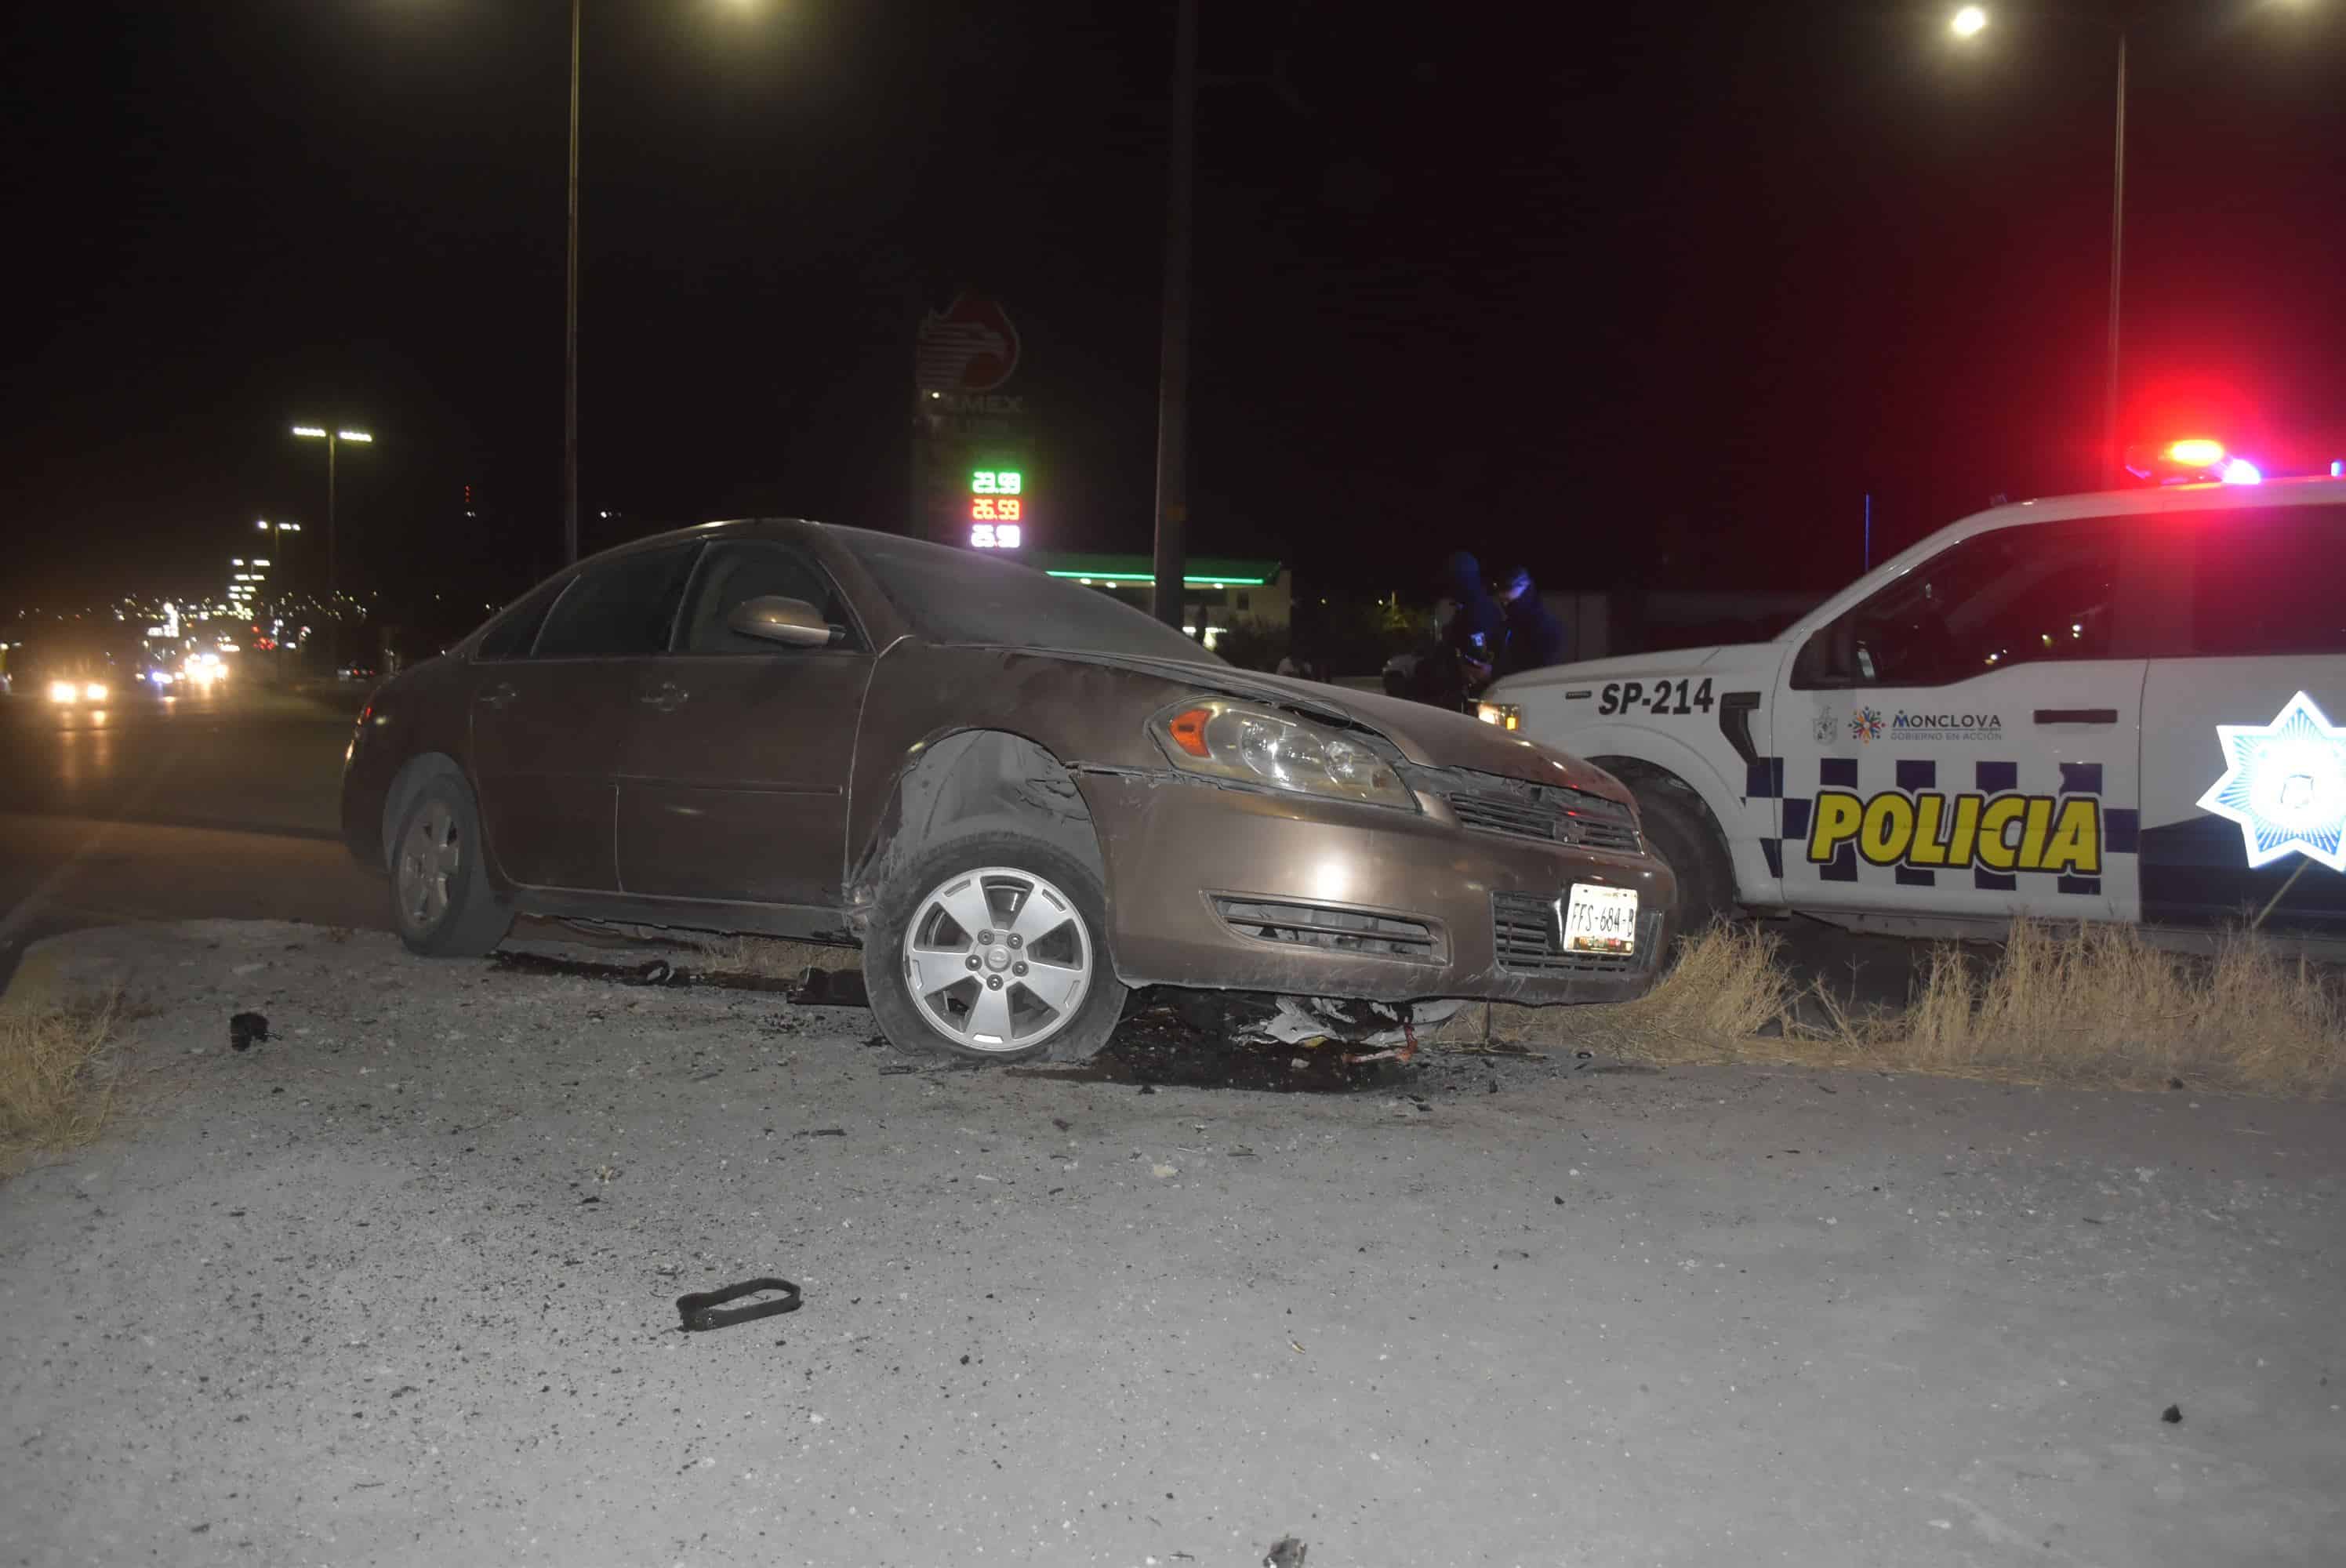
xmin=1629 ymin=778 xmax=1736 ymax=931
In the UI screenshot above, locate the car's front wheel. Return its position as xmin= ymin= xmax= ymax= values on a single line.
xmin=388 ymin=771 xmax=515 ymax=957
xmin=865 ymin=832 xmax=1127 ymax=1064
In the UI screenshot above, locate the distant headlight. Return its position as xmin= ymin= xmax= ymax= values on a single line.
xmin=84 ymin=682 xmax=107 ymax=702
xmin=1151 ymin=699 xmax=1418 ymax=811
xmin=1476 ymin=701 xmax=1521 ymax=731
xmin=48 ymin=680 xmax=78 ymax=703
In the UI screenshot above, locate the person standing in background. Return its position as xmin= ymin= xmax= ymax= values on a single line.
xmin=1425 ymin=551 xmax=1506 ymax=710
xmin=1495 ymin=564 xmax=1567 ymax=677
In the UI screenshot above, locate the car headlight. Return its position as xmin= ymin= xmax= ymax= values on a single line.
xmin=1152 ymin=699 xmax=1417 ymax=811
xmin=1476 ymin=701 xmax=1520 ymax=731
xmin=48 ymin=680 xmax=78 ymax=703
xmin=84 ymin=682 xmax=107 ymax=702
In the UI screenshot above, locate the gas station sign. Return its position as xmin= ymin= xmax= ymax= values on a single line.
xmin=968 ymin=468 xmax=1024 ymax=548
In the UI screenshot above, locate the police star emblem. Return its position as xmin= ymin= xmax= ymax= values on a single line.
xmin=2195 ymin=691 xmax=2346 ymax=873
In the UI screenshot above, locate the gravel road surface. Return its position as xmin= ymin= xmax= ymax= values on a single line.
xmin=2 ymin=920 xmax=2340 ymax=1567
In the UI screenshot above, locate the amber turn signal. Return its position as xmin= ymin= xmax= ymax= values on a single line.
xmin=1165 ymin=706 xmax=1213 ymax=757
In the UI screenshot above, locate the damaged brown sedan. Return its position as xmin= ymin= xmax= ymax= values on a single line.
xmin=340 ymin=520 xmax=1676 ymax=1061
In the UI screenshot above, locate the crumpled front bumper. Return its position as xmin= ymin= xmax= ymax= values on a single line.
xmin=1077 ymin=770 xmax=1676 ymax=1006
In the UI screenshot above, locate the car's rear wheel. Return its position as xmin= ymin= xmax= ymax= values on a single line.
xmin=389 ymin=771 xmax=514 ymax=957
xmin=865 ymin=832 xmax=1126 ymax=1064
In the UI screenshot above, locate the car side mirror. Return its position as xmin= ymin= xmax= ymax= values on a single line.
xmin=728 ymin=595 xmax=837 ymax=649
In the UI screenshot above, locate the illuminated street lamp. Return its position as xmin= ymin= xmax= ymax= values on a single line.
xmin=1946 ymin=4 xmax=2315 ymax=485
xmin=289 ymin=426 xmax=370 ymax=625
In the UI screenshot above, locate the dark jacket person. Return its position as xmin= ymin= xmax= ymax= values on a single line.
xmin=1495 ymin=566 xmax=1567 ymax=677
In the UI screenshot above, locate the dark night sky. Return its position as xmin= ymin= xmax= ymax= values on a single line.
xmin=2 ymin=1 xmax=2341 ymax=621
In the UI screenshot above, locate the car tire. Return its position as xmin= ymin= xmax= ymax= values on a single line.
xmin=865 ymin=831 xmax=1128 ymax=1065
xmin=387 ymin=771 xmax=515 ymax=958
xmin=1626 ymin=775 xmax=1736 ymax=931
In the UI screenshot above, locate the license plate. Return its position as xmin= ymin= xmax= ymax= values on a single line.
xmin=1558 ymin=884 xmax=1639 ymax=954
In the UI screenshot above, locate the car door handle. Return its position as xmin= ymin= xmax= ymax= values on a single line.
xmin=639 ymin=682 xmax=688 ymax=713
xmin=477 ymin=681 xmax=518 ymax=710
xmin=2033 ymin=708 xmax=2119 ymax=725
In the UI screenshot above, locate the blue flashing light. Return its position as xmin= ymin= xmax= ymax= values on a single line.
xmin=2220 ymin=458 xmax=2264 ymax=485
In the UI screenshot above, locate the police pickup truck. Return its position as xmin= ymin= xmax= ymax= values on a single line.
xmin=1479 ymin=459 xmax=2346 ymax=942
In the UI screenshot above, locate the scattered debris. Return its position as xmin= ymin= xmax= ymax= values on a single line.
xmin=227 ymin=1011 xmax=269 ymax=1052
xmin=1015 ymin=1000 xmax=1420 ymax=1094
xmin=1343 ymin=1022 xmax=1420 ymax=1067
xmin=630 ymin=959 xmax=674 ymax=986
xmin=2163 ymin=1403 xmax=2183 ymax=1425
xmin=878 ymin=1063 xmax=924 ymax=1076
xmin=676 ymin=1277 xmax=802 ymax=1333
xmin=1151 ymin=1163 xmax=1178 ymax=1179
xmin=789 ymin=967 xmax=870 ymax=1008
xmin=796 ymin=1127 xmax=848 ymax=1138
xmin=1263 ymin=1534 xmax=1308 ymax=1568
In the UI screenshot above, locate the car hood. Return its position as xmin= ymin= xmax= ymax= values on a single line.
xmin=1016 ymin=648 xmax=1631 ymax=805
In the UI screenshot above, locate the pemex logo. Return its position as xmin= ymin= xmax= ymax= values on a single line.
xmin=1849 ymin=706 xmax=1885 ymax=744
xmin=915 ymin=292 xmax=1021 ymax=394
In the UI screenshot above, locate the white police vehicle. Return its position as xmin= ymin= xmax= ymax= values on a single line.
xmin=1480 ymin=445 xmax=2346 ymax=942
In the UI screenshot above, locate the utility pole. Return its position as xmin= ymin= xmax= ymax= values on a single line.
xmin=564 ymin=0 xmax=583 ymax=564
xmin=2101 ymin=30 xmax=2127 ymax=487
xmin=1149 ymin=0 xmax=1198 ymax=628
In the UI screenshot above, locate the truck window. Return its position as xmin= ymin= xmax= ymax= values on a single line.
xmin=1792 ymin=519 xmax=2125 ymax=690
xmin=2137 ymin=505 xmax=2346 ymax=658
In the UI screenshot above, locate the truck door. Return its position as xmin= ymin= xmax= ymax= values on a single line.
xmin=2134 ymin=502 xmax=2346 ymax=936
xmin=1770 ymin=516 xmax=2144 ymax=925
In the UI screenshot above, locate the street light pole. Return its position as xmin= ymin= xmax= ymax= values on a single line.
xmin=565 ymin=0 xmax=583 ymax=567
xmin=291 ymin=426 xmax=371 ymax=657
xmin=1150 ymin=0 xmax=1198 ymax=630
xmin=2102 ymin=29 xmax=2127 ymax=486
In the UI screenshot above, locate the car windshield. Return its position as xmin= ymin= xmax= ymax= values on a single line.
xmin=833 ymin=528 xmax=1223 ymax=664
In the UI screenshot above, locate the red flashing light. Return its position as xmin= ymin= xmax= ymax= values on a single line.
xmin=2164 ymin=437 xmax=2225 ymax=467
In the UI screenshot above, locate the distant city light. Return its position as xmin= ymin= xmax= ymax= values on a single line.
xmin=1950 ymin=5 xmax=1988 ymax=38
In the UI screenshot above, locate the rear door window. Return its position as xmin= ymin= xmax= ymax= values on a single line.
xmin=2138 ymin=505 xmax=2346 ymax=657
xmin=474 ymin=577 xmax=572 ymax=661
xmin=531 ymin=544 xmax=703 ymax=659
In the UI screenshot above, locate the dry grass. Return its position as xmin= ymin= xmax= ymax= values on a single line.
xmin=1443 ymin=919 xmax=2346 ymax=1098
xmin=1860 ymin=920 xmax=2345 ymax=1095
xmin=1442 ymin=924 xmax=1804 ymax=1062
xmin=703 ymin=935 xmax=862 ymax=981
xmin=0 ymin=996 xmax=119 ymax=1174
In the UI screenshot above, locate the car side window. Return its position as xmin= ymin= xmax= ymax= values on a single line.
xmin=531 ymin=544 xmax=702 ymax=659
xmin=675 ymin=542 xmax=862 ymax=655
xmin=2142 ymin=506 xmax=2346 ymax=658
xmin=474 ymin=578 xmax=571 ymax=662
xmin=1792 ymin=520 xmax=2125 ymax=690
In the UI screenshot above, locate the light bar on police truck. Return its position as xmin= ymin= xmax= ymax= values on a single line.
xmin=2123 ymin=437 xmax=2269 ymax=487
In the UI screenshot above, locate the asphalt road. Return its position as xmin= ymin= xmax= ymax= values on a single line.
xmin=0 ymin=684 xmax=384 ymax=978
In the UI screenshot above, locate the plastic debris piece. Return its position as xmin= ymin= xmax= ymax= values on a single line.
xmin=228 ymin=1012 xmax=270 ymax=1051
xmin=677 ymin=1277 xmax=802 ymax=1332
